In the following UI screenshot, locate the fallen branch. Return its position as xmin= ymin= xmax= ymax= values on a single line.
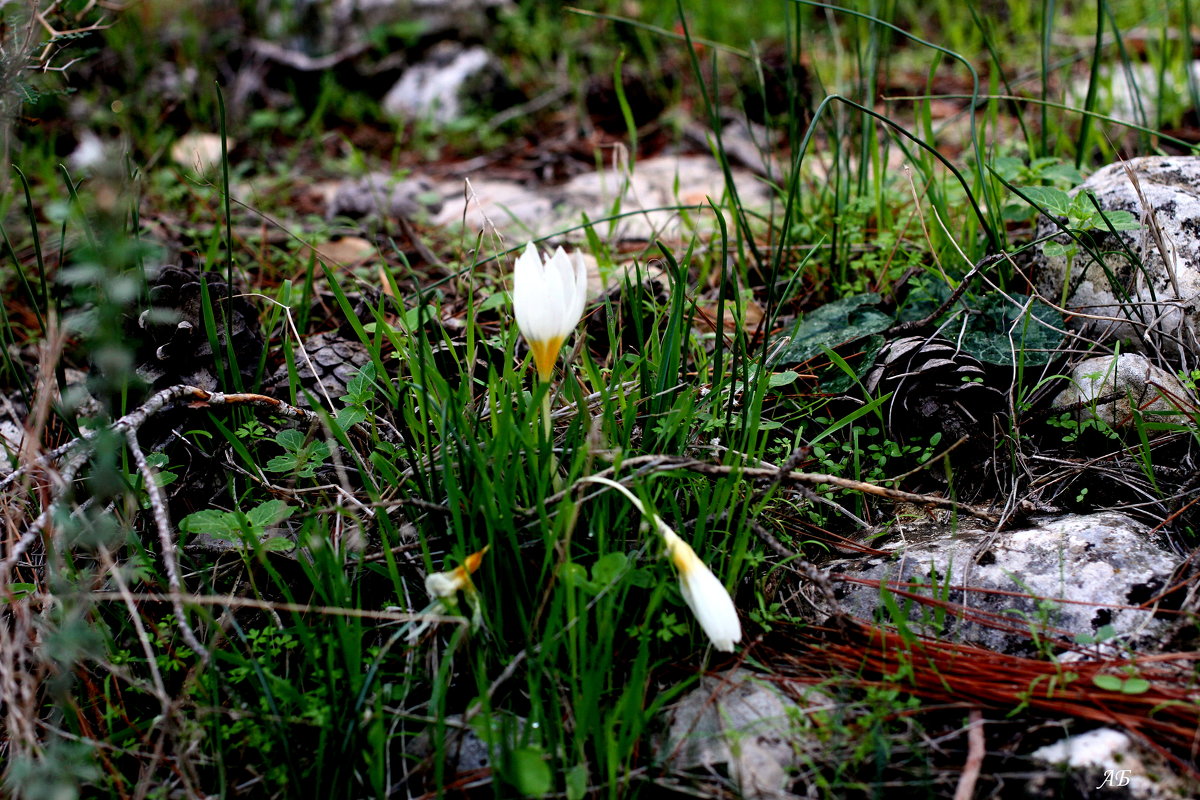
xmin=2 ymin=385 xmax=329 ymax=661
xmin=553 ymin=453 xmax=1008 ymax=525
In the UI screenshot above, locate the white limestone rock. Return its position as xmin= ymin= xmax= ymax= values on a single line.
xmin=1053 ymin=352 xmax=1195 ymax=427
xmin=433 ymin=155 xmax=774 ymax=244
xmin=382 ymin=42 xmax=503 ymax=125
xmin=1028 ymin=727 xmax=1193 ymax=799
xmin=1034 ymin=156 xmax=1200 ymax=348
xmin=1067 ymin=61 xmax=1200 ymax=127
xmin=827 ymin=512 xmax=1179 ymax=656
xmin=659 ymin=669 xmax=826 ymax=799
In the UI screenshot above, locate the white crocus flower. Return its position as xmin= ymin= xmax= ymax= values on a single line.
xmin=425 ymin=545 xmax=489 ymax=599
xmin=660 ymin=528 xmax=743 ymax=652
xmin=512 ymin=241 xmax=587 ymax=382
xmin=580 ymin=476 xmax=742 ymax=652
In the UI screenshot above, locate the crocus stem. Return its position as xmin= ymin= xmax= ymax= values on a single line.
xmin=539 ymin=383 xmax=561 ymax=485
xmin=541 ymin=386 xmax=552 ymax=443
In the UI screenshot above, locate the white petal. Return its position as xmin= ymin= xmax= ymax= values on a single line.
xmin=666 ymin=534 xmax=742 ymax=652
xmin=543 ymin=247 xmax=576 ymax=335
xmin=537 ymin=247 xmax=568 ymax=339
xmin=425 ymin=570 xmax=465 ymax=598
xmin=679 ymin=564 xmax=742 ymax=652
xmin=512 ymin=242 xmax=545 ymax=341
xmin=564 ymin=249 xmax=588 ymax=331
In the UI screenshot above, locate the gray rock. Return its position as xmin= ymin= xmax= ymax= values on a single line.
xmin=828 ymin=512 xmax=1179 ymax=656
xmin=325 ymin=172 xmax=442 ymax=222
xmin=382 ymin=42 xmax=503 ymax=125
xmin=1053 ymin=352 xmax=1195 ymax=427
xmin=408 ymin=712 xmax=527 ymax=779
xmin=1034 ymin=156 xmax=1200 ymax=351
xmin=659 ymin=668 xmax=825 ymax=799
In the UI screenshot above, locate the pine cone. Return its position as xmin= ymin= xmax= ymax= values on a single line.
xmin=267 ymin=330 xmax=372 ymax=407
xmin=863 ymin=336 xmax=1008 ymax=443
xmin=134 ymin=264 xmax=262 ymax=391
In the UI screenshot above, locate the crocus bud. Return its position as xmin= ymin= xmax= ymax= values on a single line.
xmin=512 ymin=241 xmax=587 ymax=381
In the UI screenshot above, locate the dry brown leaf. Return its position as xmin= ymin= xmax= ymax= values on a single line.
xmin=301 ymin=236 xmax=376 ymax=267
xmin=695 ymin=298 xmax=764 ymax=334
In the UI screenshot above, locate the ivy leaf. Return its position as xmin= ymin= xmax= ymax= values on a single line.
xmin=776 ymin=293 xmax=891 ymax=365
xmin=959 ymin=293 xmax=1063 ymax=366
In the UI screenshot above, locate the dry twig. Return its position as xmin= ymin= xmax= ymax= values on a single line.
xmin=2 ymin=384 xmax=332 ymax=661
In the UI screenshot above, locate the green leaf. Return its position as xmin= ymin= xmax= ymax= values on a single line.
xmin=152 ymin=470 xmax=178 ymax=488
xmin=625 ymin=567 xmax=655 ymax=589
xmin=266 ymin=436 xmax=330 ymax=477
xmin=509 ymin=747 xmax=552 ymax=798
xmin=336 ymin=406 xmax=368 ymax=430
xmin=275 ymin=428 xmax=306 ymax=453
xmin=1088 ymin=208 xmax=1140 ymax=231
xmin=768 ymin=370 xmax=800 ymax=388
xmin=265 ymin=453 xmax=302 ymax=473
xmin=591 ymin=552 xmax=628 ymax=587
xmin=477 ymin=291 xmax=508 ymax=313
xmin=776 ymin=293 xmax=891 ymax=365
xmin=1092 ymin=674 xmax=1148 ymax=694
xmin=565 ymin=764 xmax=588 ymax=800
xmin=958 ymin=292 xmax=1063 ymax=366
xmin=246 ymin=499 xmax=293 ymax=528
xmin=341 ymin=362 xmax=377 ymax=405
xmin=1041 ymin=240 xmax=1074 ymax=259
xmin=1119 ymin=678 xmax=1150 ymax=695
xmin=2 ymin=583 xmax=37 ymax=601
xmin=560 ymin=562 xmax=588 ymax=588
xmin=990 ymin=156 xmax=1024 ymax=182
xmin=179 ymin=501 xmax=294 ymax=550
xmin=179 ymin=509 xmax=241 ymax=537
xmin=1019 ymin=185 xmax=1072 ymax=216
xmin=260 ymin=536 xmax=296 ymax=553
xmin=821 ymin=335 xmax=885 ymax=393
xmin=1041 ymin=162 xmax=1085 ymax=185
